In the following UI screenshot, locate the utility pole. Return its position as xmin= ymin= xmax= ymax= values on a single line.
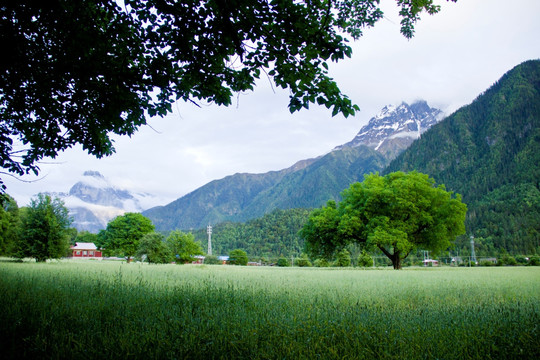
xmin=207 ymin=224 xmax=212 ymax=256
xmin=470 ymin=235 xmax=477 ymax=265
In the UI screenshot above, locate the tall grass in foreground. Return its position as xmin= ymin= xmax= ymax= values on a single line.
xmin=1 ymin=261 xmax=538 ymax=359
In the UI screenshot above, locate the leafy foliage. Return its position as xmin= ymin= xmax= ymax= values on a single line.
xmin=385 ymin=60 xmax=540 ymax=254
xmin=203 ymin=255 xmax=222 ymax=265
xmin=357 ymin=250 xmax=374 ymax=267
xmin=229 ymin=249 xmax=249 ymax=266
xmin=301 ymin=200 xmax=342 ymax=260
xmin=295 ymin=253 xmax=312 ymax=267
xmin=276 ymin=257 xmax=290 ymax=267
xmin=302 ymin=172 xmax=467 ymax=269
xmin=313 ymin=258 xmax=330 ymax=267
xmin=0 ymin=194 xmax=19 ymax=256
xmin=335 ymin=249 xmax=351 ymax=267
xmin=16 ymin=193 xmax=71 ymax=262
xmin=166 ymin=230 xmax=204 ymax=264
xmin=101 ymin=212 xmax=155 ymax=260
xmin=137 ymin=232 xmax=173 ymax=264
xmin=74 ymin=230 xmax=98 ymax=246
xmin=0 ymin=0 xmax=451 ymax=188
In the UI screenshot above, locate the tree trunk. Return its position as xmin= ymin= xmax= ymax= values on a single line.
xmin=391 ymin=255 xmax=402 ymax=270
xmin=377 ymin=245 xmax=403 ymax=270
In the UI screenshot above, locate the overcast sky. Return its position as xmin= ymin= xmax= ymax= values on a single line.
xmin=5 ymin=0 xmax=540 ymax=208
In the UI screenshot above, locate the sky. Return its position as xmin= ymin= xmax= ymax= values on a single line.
xmin=4 ymin=0 xmax=540 ymax=208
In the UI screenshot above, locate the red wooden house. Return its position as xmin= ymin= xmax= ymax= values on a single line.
xmin=71 ymin=242 xmax=102 ymax=258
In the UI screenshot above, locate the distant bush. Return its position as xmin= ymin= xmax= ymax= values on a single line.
xmin=357 ymin=250 xmax=373 ymax=267
xmin=515 ymin=255 xmax=528 ymax=265
xmin=229 ymin=249 xmax=248 ymax=265
xmin=204 ymin=255 xmax=221 ymax=265
xmin=528 ymin=255 xmax=540 ymax=266
xmin=295 ymin=254 xmax=312 ymax=267
xmin=500 ymin=255 xmax=517 ymax=266
xmin=479 ymin=260 xmax=494 ymax=267
xmin=313 ymin=258 xmax=329 ymax=267
xmin=276 ymin=257 xmax=290 ymax=267
xmin=334 ymin=249 xmax=351 ymax=267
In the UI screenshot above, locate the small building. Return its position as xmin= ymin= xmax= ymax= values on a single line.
xmin=423 ymin=259 xmax=439 ymax=267
xmin=192 ymin=255 xmax=205 ymax=264
xmin=71 ymin=242 xmax=102 ymax=258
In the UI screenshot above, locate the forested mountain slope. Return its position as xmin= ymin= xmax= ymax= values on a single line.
xmin=192 ymin=208 xmax=311 ymax=259
xmin=144 ymin=146 xmax=386 ymax=231
xmin=385 ymin=60 xmax=540 ymax=254
xmin=142 ymin=160 xmax=315 ymax=231
xmin=236 ymin=145 xmax=387 ymax=222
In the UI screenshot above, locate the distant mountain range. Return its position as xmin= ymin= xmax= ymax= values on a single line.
xmin=52 ymin=171 xmax=156 ymax=233
xmin=188 ymin=59 xmax=540 ymax=257
xmin=56 ymin=59 xmax=540 ymax=256
xmin=143 ymin=101 xmax=442 ymax=231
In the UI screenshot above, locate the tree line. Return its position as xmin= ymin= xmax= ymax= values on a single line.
xmin=2 ymin=171 xmax=537 ymax=267
xmin=0 ymin=192 xmax=251 ymax=265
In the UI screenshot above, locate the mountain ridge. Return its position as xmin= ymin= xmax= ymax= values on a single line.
xmin=385 ymin=59 xmax=540 ymax=254
xmin=143 ymin=101 xmax=441 ymax=231
xmin=335 ymin=100 xmax=443 ymax=159
xmin=54 ymin=171 xmax=156 ymax=233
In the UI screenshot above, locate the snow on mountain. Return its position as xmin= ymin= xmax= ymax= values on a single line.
xmin=55 ymin=171 xmax=157 ymax=233
xmin=336 ymin=101 xmax=443 ymax=159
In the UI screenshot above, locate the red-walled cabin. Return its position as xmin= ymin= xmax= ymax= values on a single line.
xmin=71 ymin=242 xmax=102 ymax=258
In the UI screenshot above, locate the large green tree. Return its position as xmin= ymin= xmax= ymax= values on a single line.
xmin=101 ymin=212 xmax=155 ymax=261
xmin=16 ymin=193 xmax=72 ymax=262
xmin=166 ymin=230 xmax=204 ymax=264
xmin=302 ymin=172 xmax=467 ymax=269
xmin=0 ymin=0 xmax=454 ymax=188
xmin=229 ymin=249 xmax=249 ymax=266
xmin=137 ymin=232 xmax=173 ymax=264
xmin=0 ymin=194 xmax=19 ymax=256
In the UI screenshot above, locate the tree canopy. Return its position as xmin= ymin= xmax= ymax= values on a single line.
xmin=302 ymin=171 xmax=467 ymax=269
xmin=101 ymin=212 xmax=155 ymax=261
xmin=137 ymin=232 xmax=173 ymax=264
xmin=0 ymin=0 xmax=454 ymax=188
xmin=229 ymin=249 xmax=249 ymax=265
xmin=16 ymin=193 xmax=72 ymax=262
xmin=0 ymin=193 xmax=19 ymax=255
xmin=166 ymin=230 xmax=204 ymax=264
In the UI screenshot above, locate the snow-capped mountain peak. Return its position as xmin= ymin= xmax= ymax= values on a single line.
xmin=336 ymin=100 xmax=443 ymax=159
xmin=55 ymin=171 xmax=157 ymax=233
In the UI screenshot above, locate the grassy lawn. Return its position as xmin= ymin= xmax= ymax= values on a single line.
xmin=1 ymin=260 xmax=538 ymax=359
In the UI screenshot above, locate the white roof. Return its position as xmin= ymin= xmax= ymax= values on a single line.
xmin=72 ymin=242 xmax=97 ymax=250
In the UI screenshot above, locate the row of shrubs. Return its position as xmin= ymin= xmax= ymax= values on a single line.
xmin=274 ymin=249 xmax=373 ymax=268
xmin=273 ymin=252 xmax=540 ymax=268
xmin=474 ymin=254 xmax=540 ymax=267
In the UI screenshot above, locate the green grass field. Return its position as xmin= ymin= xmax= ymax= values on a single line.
xmin=1 ymin=261 xmax=538 ymax=359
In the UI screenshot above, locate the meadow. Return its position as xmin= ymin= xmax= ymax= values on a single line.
xmin=0 ymin=261 xmax=538 ymax=359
